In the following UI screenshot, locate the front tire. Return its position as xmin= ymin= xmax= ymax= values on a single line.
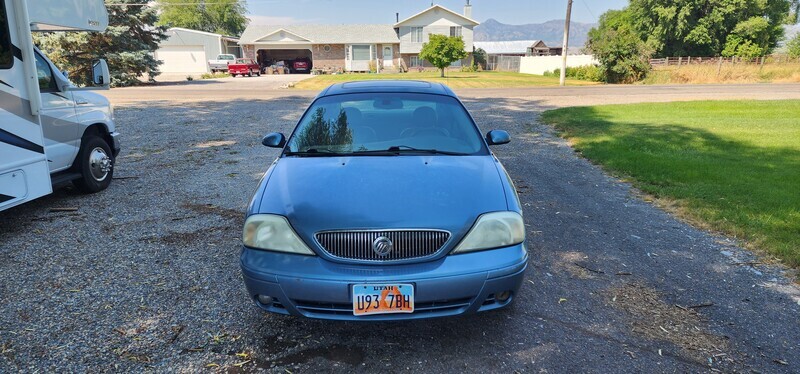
xmin=73 ymin=135 xmax=114 ymax=193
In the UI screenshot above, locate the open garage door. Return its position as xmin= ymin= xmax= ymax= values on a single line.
xmin=257 ymin=49 xmax=313 ymax=74
xmin=156 ymin=45 xmax=208 ymax=73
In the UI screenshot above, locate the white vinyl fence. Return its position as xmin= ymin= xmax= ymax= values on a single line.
xmin=519 ymin=55 xmax=598 ymax=75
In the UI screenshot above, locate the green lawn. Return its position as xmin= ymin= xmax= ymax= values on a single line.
xmin=541 ymin=100 xmax=800 ymax=268
xmin=292 ymin=71 xmax=598 ymax=90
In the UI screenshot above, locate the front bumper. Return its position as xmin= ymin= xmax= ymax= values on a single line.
xmin=240 ymin=244 xmax=528 ymax=321
xmin=109 ymin=132 xmax=121 ymax=157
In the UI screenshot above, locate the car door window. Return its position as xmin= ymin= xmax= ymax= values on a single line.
xmin=0 ymin=1 xmax=12 ymax=69
xmin=34 ymin=52 xmax=57 ymax=92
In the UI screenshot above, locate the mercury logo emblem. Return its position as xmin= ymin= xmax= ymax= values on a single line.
xmin=372 ymin=236 xmax=393 ymax=257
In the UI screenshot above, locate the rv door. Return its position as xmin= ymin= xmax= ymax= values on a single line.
xmin=0 ymin=0 xmax=53 ymax=210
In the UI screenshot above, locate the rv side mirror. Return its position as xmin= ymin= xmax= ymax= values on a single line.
xmin=92 ymin=59 xmax=110 ymax=87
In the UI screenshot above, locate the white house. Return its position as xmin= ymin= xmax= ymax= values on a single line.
xmin=155 ymin=28 xmax=241 ymax=74
xmin=237 ymin=3 xmax=479 ymax=72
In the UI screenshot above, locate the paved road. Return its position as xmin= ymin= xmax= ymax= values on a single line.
xmin=1 ymin=83 xmax=799 ymax=372
xmin=105 ymin=79 xmax=800 ymax=106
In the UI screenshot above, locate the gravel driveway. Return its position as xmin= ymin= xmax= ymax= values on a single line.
xmin=1 ymin=85 xmax=799 ymax=372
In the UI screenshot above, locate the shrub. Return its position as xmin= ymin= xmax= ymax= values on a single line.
xmin=460 ymin=64 xmax=479 ymax=72
xmin=544 ymin=65 xmax=605 ymax=82
xmin=788 ymin=33 xmax=800 ymax=59
xmin=586 ymin=9 xmax=652 ymax=83
xmin=200 ymin=72 xmax=232 ymax=79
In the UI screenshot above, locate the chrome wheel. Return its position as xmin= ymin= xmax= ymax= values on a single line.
xmin=88 ymin=147 xmax=112 ymax=182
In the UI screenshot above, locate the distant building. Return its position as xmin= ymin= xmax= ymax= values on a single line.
xmin=473 ymin=40 xmax=558 ymax=57
xmin=155 ymin=28 xmax=241 ymax=74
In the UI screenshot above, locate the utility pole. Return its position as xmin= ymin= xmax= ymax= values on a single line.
xmin=560 ymin=0 xmax=573 ymax=87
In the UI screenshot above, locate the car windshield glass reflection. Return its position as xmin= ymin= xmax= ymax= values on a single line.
xmin=285 ymin=93 xmax=487 ymax=156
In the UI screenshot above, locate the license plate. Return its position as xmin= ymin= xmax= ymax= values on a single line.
xmin=352 ymin=284 xmax=414 ymax=316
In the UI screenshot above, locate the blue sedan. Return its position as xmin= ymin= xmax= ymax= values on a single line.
xmin=241 ymin=81 xmax=528 ymax=320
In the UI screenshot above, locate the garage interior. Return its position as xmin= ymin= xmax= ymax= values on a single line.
xmin=257 ymin=49 xmax=313 ymax=73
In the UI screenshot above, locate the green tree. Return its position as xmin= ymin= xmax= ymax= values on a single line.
xmin=34 ymin=0 xmax=167 ymax=87
xmin=473 ymin=47 xmax=487 ymax=70
xmin=586 ymin=9 xmax=652 ymax=83
xmin=788 ymin=33 xmax=800 ymax=58
xmin=628 ymin=0 xmax=792 ymax=57
xmin=157 ymin=0 xmax=249 ymax=36
xmin=419 ymin=34 xmax=468 ymax=77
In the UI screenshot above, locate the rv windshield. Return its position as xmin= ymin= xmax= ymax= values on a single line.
xmin=0 ymin=1 xmax=11 ymax=68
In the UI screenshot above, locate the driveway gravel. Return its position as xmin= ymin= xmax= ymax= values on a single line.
xmin=1 ymin=84 xmax=799 ymax=372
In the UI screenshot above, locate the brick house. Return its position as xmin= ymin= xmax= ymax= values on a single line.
xmin=237 ymin=4 xmax=479 ymax=72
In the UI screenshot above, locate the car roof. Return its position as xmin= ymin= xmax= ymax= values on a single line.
xmin=318 ymin=80 xmax=457 ymax=98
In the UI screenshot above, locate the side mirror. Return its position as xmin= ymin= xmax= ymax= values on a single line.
xmin=486 ymin=130 xmax=511 ymax=145
xmin=92 ymin=59 xmax=110 ymax=87
xmin=262 ymin=132 xmax=287 ymax=148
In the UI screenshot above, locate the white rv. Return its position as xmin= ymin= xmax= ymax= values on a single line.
xmin=0 ymin=0 xmax=118 ymax=212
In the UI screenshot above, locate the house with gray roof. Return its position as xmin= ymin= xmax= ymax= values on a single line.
xmin=237 ymin=3 xmax=479 ymax=73
xmin=473 ymin=40 xmax=557 ymax=57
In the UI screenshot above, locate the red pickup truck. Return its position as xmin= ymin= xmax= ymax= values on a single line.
xmin=228 ymin=58 xmax=261 ymax=77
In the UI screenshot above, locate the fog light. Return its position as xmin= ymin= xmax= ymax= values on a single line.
xmin=257 ymin=295 xmax=273 ymax=305
xmin=496 ymin=291 xmax=512 ymax=302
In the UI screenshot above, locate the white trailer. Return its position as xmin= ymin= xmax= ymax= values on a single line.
xmin=1 ymin=0 xmax=117 ymax=211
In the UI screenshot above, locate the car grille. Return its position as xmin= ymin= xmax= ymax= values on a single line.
xmin=294 ymin=298 xmax=472 ymax=317
xmin=315 ymin=230 xmax=450 ymax=261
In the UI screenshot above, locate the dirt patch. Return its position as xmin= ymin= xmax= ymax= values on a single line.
xmin=271 ymin=344 xmax=364 ymax=367
xmin=157 ymin=226 xmax=231 ymax=245
xmin=608 ymin=283 xmax=730 ymax=365
xmin=556 ymin=251 xmax=600 ymax=279
xmin=195 ymin=140 xmax=236 ymax=148
xmin=181 ymin=203 xmax=243 ymax=222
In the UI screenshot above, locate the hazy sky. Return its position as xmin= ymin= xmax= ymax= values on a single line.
xmin=246 ymin=0 xmax=629 ymax=25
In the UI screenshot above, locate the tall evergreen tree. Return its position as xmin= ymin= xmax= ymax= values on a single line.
xmin=157 ymin=0 xmax=249 ymax=37
xmin=34 ymin=0 xmax=167 ymax=87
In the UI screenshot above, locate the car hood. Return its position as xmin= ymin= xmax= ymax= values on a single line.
xmin=257 ymin=155 xmax=509 ymax=244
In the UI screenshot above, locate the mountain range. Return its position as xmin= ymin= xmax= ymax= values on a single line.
xmin=474 ymin=18 xmax=596 ymax=48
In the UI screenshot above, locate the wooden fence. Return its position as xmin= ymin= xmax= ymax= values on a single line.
xmin=650 ymin=56 xmax=800 ymax=66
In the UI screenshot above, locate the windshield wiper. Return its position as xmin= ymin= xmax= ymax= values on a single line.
xmin=284 ymin=148 xmax=348 ymax=157
xmin=382 ymin=145 xmax=469 ymax=156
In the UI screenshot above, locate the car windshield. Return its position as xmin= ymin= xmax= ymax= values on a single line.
xmin=220 ymin=55 xmax=235 ymax=60
xmin=285 ymin=93 xmax=487 ymax=156
xmin=236 ymin=59 xmax=249 ymax=64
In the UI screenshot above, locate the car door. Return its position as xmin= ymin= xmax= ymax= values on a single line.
xmin=35 ymin=50 xmax=80 ymax=172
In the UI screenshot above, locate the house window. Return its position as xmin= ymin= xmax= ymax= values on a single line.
xmin=410 ymin=55 xmax=420 ymax=67
xmin=352 ymin=45 xmax=371 ymax=61
xmin=411 ymin=27 xmax=424 ymax=43
xmin=449 ymin=26 xmax=462 ymax=38
xmin=450 ymin=59 xmax=462 ymax=68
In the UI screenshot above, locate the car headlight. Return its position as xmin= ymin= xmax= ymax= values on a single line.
xmin=243 ymin=214 xmax=315 ymax=255
xmin=452 ymin=212 xmax=525 ymax=254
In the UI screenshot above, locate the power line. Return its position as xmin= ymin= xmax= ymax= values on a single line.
xmin=106 ymin=1 xmax=276 ymax=6
xmin=580 ymin=0 xmax=595 ymax=20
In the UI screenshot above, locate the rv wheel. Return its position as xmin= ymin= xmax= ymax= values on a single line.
xmin=73 ymin=136 xmax=114 ymax=193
